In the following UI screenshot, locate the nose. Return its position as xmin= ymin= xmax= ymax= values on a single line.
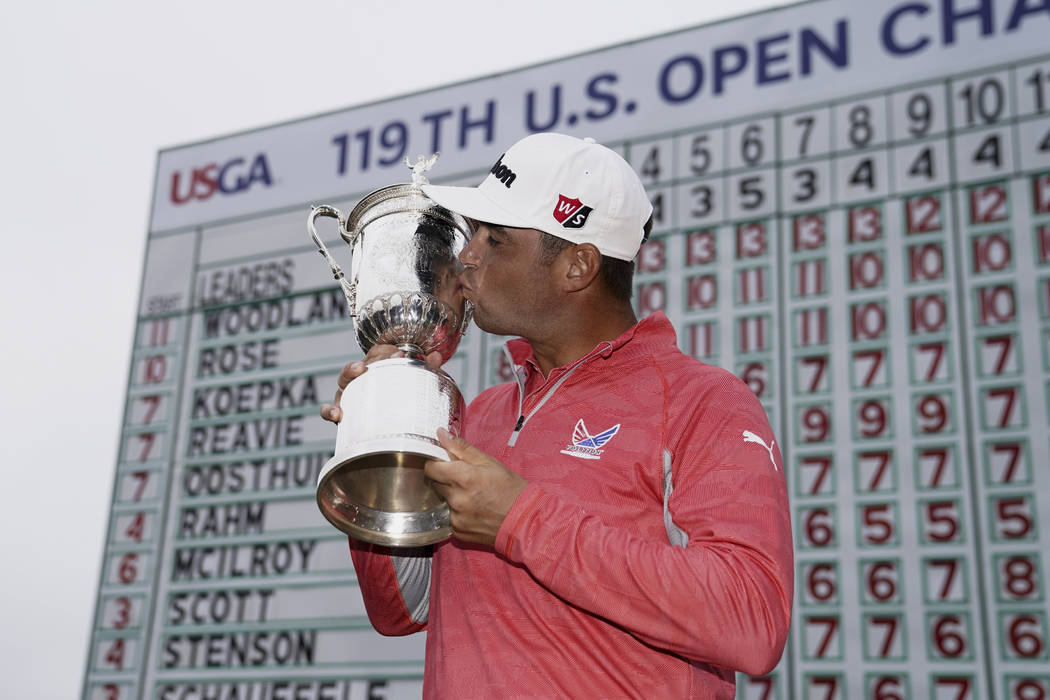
xmin=459 ymin=235 xmax=481 ymax=268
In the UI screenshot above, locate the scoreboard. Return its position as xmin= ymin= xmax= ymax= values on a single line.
xmin=83 ymin=1 xmax=1050 ymax=698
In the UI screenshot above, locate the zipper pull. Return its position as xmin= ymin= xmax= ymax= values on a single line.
xmin=507 ymin=415 xmax=525 ymax=447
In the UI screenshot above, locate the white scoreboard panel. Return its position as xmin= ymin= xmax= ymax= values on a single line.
xmin=83 ymin=1 xmax=1050 ymax=698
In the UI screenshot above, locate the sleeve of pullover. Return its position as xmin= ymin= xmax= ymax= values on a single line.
xmin=348 ymin=538 xmax=433 ymax=637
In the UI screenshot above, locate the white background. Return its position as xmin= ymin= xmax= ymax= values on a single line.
xmin=0 ymin=1 xmax=793 ymax=697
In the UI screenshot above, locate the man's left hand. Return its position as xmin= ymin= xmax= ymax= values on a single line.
xmin=425 ymin=428 xmax=529 ymax=547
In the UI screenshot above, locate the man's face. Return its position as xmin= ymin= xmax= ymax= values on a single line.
xmin=457 ymin=222 xmax=555 ymax=338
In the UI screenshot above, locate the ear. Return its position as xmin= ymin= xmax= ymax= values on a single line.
xmin=558 ymin=243 xmax=602 ymax=293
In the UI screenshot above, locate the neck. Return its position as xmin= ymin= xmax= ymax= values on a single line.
xmin=526 ymin=301 xmax=638 ymax=377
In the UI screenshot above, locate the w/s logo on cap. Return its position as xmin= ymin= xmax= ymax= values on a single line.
xmin=553 ymin=195 xmax=593 ymax=229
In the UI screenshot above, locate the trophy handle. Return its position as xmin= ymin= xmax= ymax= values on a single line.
xmin=308 ymin=205 xmax=358 ymax=316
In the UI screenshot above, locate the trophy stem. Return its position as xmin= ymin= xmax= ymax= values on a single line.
xmin=397 ymin=343 xmax=425 ymax=359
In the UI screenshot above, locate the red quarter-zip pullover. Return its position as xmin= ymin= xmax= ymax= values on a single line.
xmin=349 ymin=312 xmax=793 ymax=698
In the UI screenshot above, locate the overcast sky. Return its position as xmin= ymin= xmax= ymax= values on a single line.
xmin=0 ymin=1 xmax=790 ymax=697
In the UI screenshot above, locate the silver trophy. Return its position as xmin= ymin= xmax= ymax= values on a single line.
xmin=308 ymin=155 xmax=472 ymax=547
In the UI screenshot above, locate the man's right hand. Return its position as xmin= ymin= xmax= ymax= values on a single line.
xmin=320 ymin=344 xmax=444 ymax=423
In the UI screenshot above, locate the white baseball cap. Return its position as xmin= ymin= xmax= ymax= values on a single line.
xmin=422 ymin=133 xmax=653 ymax=261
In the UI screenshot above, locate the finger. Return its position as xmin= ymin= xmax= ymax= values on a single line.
xmin=364 ymin=344 xmax=405 ymax=364
xmin=436 ymin=428 xmax=485 ymax=462
xmin=320 ymin=403 xmax=341 ymax=423
xmin=423 ymin=457 xmax=456 ymax=487
xmin=424 ymin=350 xmax=443 ymax=368
xmin=336 ymin=360 xmax=367 ymax=390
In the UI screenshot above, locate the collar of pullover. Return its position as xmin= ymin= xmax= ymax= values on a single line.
xmin=505 ymin=311 xmax=678 ymax=381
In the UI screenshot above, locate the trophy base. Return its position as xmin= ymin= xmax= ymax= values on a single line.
xmin=317 ymin=443 xmax=452 ymax=547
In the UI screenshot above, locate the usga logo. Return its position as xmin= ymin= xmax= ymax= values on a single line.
xmin=170 ymin=153 xmax=273 ymax=205
xmin=560 ymin=419 xmax=620 ymax=460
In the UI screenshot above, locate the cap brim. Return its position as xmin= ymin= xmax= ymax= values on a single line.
xmin=422 ymin=184 xmax=533 ymax=229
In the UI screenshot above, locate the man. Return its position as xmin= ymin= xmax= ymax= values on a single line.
xmin=322 ymin=133 xmax=792 ymax=698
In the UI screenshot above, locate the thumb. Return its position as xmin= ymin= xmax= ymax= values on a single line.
xmin=436 ymin=427 xmax=479 ymax=460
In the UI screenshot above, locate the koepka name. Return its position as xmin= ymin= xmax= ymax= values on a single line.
xmin=191 ymin=376 xmax=317 ymax=418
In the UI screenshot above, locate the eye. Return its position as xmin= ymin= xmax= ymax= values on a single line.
xmin=485 ymin=233 xmax=502 ymax=247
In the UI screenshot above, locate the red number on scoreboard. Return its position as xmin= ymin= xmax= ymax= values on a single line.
xmin=910 ymin=293 xmax=948 ymax=334
xmin=805 ymin=562 xmax=837 ymax=603
xmin=972 ymin=232 xmax=1012 ymax=273
xmin=1010 ymin=678 xmax=1048 ymax=700
xmin=909 ymin=242 xmax=946 ymax=281
xmin=995 ymin=496 xmax=1035 ymax=539
xmin=800 ymin=405 xmax=831 ymax=443
xmin=861 ymin=504 xmax=895 ymax=544
xmin=931 ymin=615 xmax=969 ymax=658
xmin=851 ymin=301 xmax=887 ymax=341
xmin=933 ymin=677 xmax=972 ymax=700
xmin=803 ymin=507 xmax=835 ymax=547
xmin=1000 ymin=555 xmax=1039 ymax=601
xmin=915 ymin=393 xmax=951 ymax=434
xmin=918 ymin=447 xmax=954 ymax=488
xmin=744 ymin=675 xmax=776 ymax=700
xmin=103 ymin=638 xmax=125 ymax=670
xmin=1034 ymin=173 xmax=1050 ymax=215
xmin=857 ymin=399 xmax=890 ymax=439
xmin=736 ymin=222 xmax=767 ymax=259
xmin=849 ymin=205 xmax=882 ymax=241
xmin=867 ymin=615 xmax=901 ymax=657
xmin=1006 ymin=614 xmax=1046 ymax=659
xmin=864 ymin=560 xmax=900 ymax=603
xmin=984 ymin=386 xmax=1020 ymax=428
xmin=117 ymin=553 xmax=138 ymax=584
xmin=686 ymin=274 xmax=717 ymax=310
xmin=739 ymin=362 xmax=768 ymax=398
xmin=136 ymin=433 xmax=155 ymax=462
xmin=926 ymin=558 xmax=963 ymax=602
xmin=124 ymin=513 xmax=145 ymax=542
xmin=969 ymin=184 xmax=1008 ymax=223
xmin=870 ymin=676 xmax=906 ymax=700
xmin=809 ymin=676 xmax=839 ymax=700
xmin=906 ymin=194 xmax=943 ymax=234
xmin=637 ymin=237 xmax=666 ymax=273
xmin=923 ymin=500 xmax=961 ymax=543
xmin=635 ymin=282 xmax=666 ymax=315
xmin=142 ymin=355 xmax=167 ymax=384
xmin=111 ymin=596 xmax=131 ymax=629
xmin=800 ymin=456 xmax=834 ymax=495
xmin=685 ymin=230 xmax=716 ymax=266
xmin=806 ymin=616 xmax=840 ymax=658
xmin=976 ymin=284 xmax=1016 ymax=326
xmin=130 ymin=471 xmax=149 ymax=501
xmin=858 ymin=450 xmax=893 ymax=491
xmin=852 ymin=349 xmax=886 ymax=388
xmin=793 ymin=213 xmax=826 ymax=251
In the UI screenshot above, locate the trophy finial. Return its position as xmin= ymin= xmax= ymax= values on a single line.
xmin=405 ymin=153 xmax=440 ymax=186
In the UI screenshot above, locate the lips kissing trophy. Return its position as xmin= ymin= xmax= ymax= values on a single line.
xmin=307 ymin=154 xmax=473 ymax=547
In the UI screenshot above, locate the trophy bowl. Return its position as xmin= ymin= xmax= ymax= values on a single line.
xmin=308 ymin=163 xmax=472 ymax=547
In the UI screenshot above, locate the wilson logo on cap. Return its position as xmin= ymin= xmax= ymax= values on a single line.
xmin=553 ymin=195 xmax=593 ymax=229
xmin=489 ymin=154 xmax=517 ymax=188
